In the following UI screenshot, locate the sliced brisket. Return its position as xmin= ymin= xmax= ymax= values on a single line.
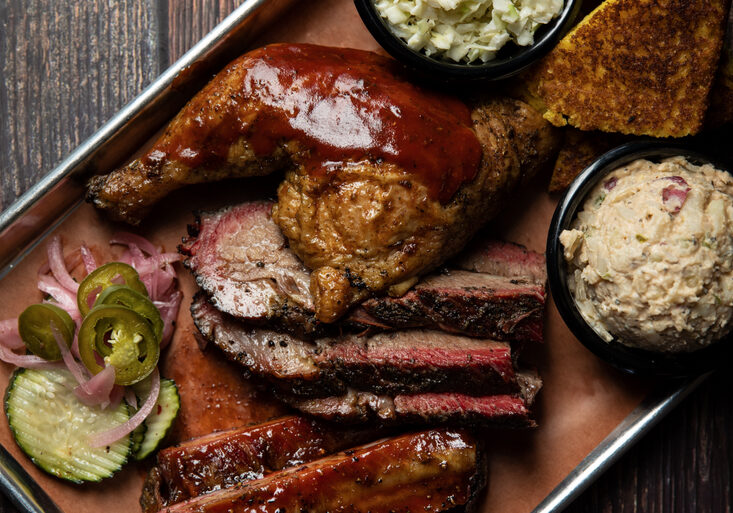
xmin=318 ymin=329 xmax=519 ymax=395
xmin=184 ymin=203 xmax=546 ymax=429
xmin=350 ymin=270 xmax=545 ymax=342
xmin=160 ymin=429 xmax=485 ymax=513
xmin=190 ymin=294 xmax=336 ymax=396
xmin=180 ymin=202 xmax=320 ymax=337
xmin=453 ymin=239 xmax=547 ymax=283
xmin=141 ymin=415 xmax=382 ymax=513
xmin=281 ymin=389 xmax=537 ymax=428
xmin=182 ymin=201 xmax=547 ymax=342
xmin=192 ymin=294 xmax=527 ymax=398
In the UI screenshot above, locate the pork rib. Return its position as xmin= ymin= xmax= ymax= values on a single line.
xmin=141 ymin=415 xmax=382 ymax=512
xmin=159 ymin=429 xmax=485 ymax=513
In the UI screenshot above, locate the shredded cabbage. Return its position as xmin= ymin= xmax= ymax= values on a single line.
xmin=374 ymin=0 xmax=563 ymax=63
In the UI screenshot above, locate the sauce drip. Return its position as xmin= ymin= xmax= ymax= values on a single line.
xmin=146 ymin=44 xmax=482 ymax=204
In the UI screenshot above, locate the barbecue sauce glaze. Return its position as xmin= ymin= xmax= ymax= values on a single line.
xmin=161 ymin=429 xmax=479 ymax=513
xmin=144 ymin=43 xmax=482 ymax=204
xmin=153 ymin=416 xmax=380 ymax=507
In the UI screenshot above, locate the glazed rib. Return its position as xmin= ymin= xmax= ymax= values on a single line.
xmin=159 ymin=429 xmax=484 ymax=513
xmin=140 ymin=415 xmax=381 ymax=512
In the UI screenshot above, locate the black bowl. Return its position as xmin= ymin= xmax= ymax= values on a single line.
xmin=354 ymin=0 xmax=581 ymax=81
xmin=546 ymin=141 xmax=733 ymax=377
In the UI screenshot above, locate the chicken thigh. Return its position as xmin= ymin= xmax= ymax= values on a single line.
xmin=87 ymin=44 xmax=559 ymax=322
xmin=274 ymin=98 xmax=558 ymax=321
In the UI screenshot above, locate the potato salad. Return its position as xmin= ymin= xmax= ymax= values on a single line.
xmin=560 ymin=157 xmax=733 ymax=352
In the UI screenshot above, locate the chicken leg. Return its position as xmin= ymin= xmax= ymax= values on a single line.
xmin=87 ymin=43 xmax=559 ymax=322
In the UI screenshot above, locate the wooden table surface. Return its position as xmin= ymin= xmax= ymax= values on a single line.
xmin=1 ymin=1 xmax=731 ymax=512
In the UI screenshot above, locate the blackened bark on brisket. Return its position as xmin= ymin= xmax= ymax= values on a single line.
xmin=191 ymin=294 xmax=529 ymax=399
xmin=190 ymin=293 xmax=339 ymax=396
xmin=350 ymin=271 xmax=545 ymax=342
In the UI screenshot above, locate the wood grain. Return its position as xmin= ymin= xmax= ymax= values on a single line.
xmin=565 ymin=371 xmax=733 ymax=513
xmin=0 ymin=0 xmax=164 ymax=212
xmin=0 ymin=1 xmax=731 ymax=513
xmin=167 ymin=0 xmax=245 ymax=62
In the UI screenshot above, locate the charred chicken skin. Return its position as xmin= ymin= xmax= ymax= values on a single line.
xmin=87 ymin=43 xmax=559 ymax=322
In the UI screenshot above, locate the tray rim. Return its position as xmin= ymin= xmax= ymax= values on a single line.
xmin=0 ymin=2 xmax=708 ymax=512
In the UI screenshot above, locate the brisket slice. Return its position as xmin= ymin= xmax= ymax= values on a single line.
xmin=316 ymin=329 xmax=519 ymax=396
xmin=181 ymin=202 xmax=546 ymax=342
xmin=453 ymin=239 xmax=547 ymax=284
xmin=280 ymin=385 xmax=539 ymax=429
xmin=192 ymin=294 xmax=527 ymax=398
xmin=141 ymin=415 xmax=383 ymax=513
xmin=191 ymin=293 xmax=337 ymax=396
xmin=160 ymin=429 xmax=485 ymax=513
xmin=350 ymin=270 xmax=545 ymax=342
xmin=180 ymin=202 xmax=320 ymax=337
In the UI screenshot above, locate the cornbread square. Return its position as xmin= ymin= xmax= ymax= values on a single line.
xmin=531 ymin=0 xmax=730 ymax=137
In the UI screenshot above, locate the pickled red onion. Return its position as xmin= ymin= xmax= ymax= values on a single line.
xmin=108 ymin=385 xmax=125 ymax=410
xmin=0 ymin=319 xmax=25 ymax=350
xmin=52 ymin=326 xmax=125 ymax=408
xmin=80 ymin=244 xmax=98 ymax=274
xmin=155 ymin=291 xmax=182 ymax=347
xmin=0 ymin=345 xmax=63 ymax=370
xmin=110 ymin=233 xmax=182 ymax=345
xmin=89 ymin=368 xmax=160 ymax=448
xmin=53 ymin=325 xmax=89 ymax=386
xmin=110 ymin=232 xmax=159 ymax=256
xmin=47 ymin=235 xmax=79 ymax=292
xmin=37 ymin=274 xmax=80 ymax=321
xmin=124 ymin=387 xmax=138 ymax=409
xmin=74 ymin=365 xmax=116 ymax=408
xmin=37 ymin=247 xmax=82 ymax=277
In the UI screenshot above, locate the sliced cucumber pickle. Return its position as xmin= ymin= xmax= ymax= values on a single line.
xmin=5 ymin=368 xmax=131 ymax=483
xmin=132 ymin=377 xmax=180 ymax=460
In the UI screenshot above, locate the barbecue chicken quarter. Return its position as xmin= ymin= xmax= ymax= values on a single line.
xmin=87 ymin=43 xmax=559 ymax=322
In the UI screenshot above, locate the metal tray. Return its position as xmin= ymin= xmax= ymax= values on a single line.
xmin=0 ymin=1 xmax=708 ymax=512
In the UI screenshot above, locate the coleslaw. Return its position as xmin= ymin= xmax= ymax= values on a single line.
xmin=374 ymin=0 xmax=564 ymax=63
